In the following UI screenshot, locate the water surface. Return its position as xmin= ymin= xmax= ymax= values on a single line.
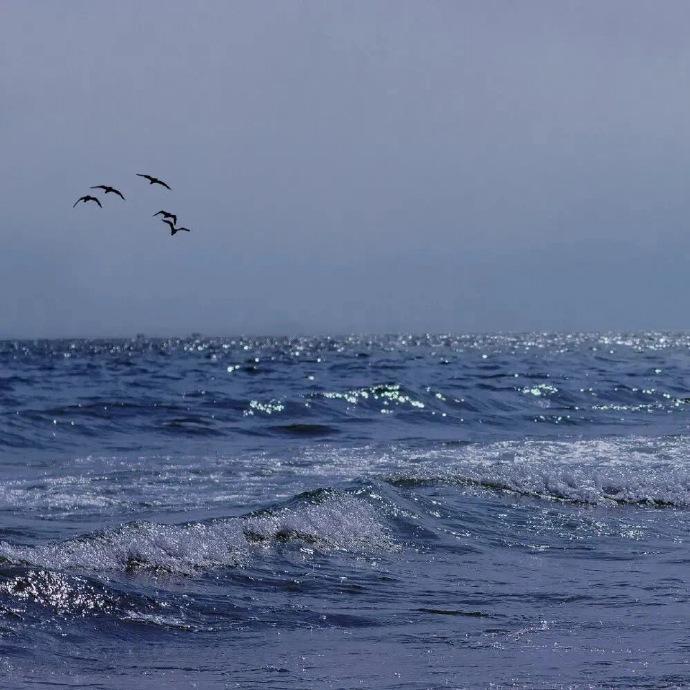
xmin=1 ymin=333 xmax=690 ymax=688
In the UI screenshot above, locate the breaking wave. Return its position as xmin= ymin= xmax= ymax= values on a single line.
xmin=387 ymin=437 xmax=690 ymax=507
xmin=0 ymin=492 xmax=395 ymax=575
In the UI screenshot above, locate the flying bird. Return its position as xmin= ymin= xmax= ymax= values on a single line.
xmin=153 ymin=210 xmax=178 ymax=225
xmin=137 ymin=174 xmax=172 ymax=190
xmin=73 ymin=195 xmax=102 ymax=208
xmin=90 ymin=185 xmax=125 ymax=200
xmin=161 ymin=218 xmax=191 ymax=236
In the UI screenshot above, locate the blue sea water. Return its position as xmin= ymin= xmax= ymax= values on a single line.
xmin=1 ymin=333 xmax=690 ymax=688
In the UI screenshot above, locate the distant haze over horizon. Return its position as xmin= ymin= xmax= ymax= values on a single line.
xmin=3 ymin=1 xmax=690 ymax=338
xmin=6 ymin=329 xmax=690 ymax=340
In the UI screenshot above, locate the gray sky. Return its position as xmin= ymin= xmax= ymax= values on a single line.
xmin=3 ymin=0 xmax=690 ymax=337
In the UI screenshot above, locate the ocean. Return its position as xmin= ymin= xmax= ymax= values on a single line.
xmin=1 ymin=333 xmax=689 ymax=688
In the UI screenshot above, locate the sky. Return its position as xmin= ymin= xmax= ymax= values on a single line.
xmin=3 ymin=0 xmax=690 ymax=337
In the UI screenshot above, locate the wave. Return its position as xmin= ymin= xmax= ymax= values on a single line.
xmin=5 ymin=332 xmax=690 ymax=451
xmin=386 ymin=437 xmax=690 ymax=507
xmin=4 ymin=437 xmax=690 ymax=524
xmin=0 ymin=492 xmax=395 ymax=576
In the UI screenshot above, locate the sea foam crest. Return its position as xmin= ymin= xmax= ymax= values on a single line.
xmin=0 ymin=494 xmax=394 ymax=574
xmin=392 ymin=437 xmax=690 ymax=507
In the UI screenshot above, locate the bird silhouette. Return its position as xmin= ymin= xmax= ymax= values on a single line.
xmin=137 ymin=174 xmax=172 ymax=190
xmin=73 ymin=195 xmax=102 ymax=208
xmin=161 ymin=218 xmax=191 ymax=236
xmin=90 ymin=185 xmax=125 ymax=200
xmin=153 ymin=210 xmax=178 ymax=225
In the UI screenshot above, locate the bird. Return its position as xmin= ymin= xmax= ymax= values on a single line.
xmin=153 ymin=210 xmax=178 ymax=225
xmin=161 ymin=218 xmax=191 ymax=236
xmin=137 ymin=174 xmax=172 ymax=190
xmin=90 ymin=185 xmax=125 ymax=200
xmin=73 ymin=195 xmax=102 ymax=208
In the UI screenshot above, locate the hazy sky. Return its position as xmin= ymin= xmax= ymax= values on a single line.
xmin=3 ymin=1 xmax=690 ymax=336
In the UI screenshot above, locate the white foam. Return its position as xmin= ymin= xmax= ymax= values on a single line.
xmin=398 ymin=437 xmax=690 ymax=506
xmin=0 ymin=494 xmax=394 ymax=574
xmin=0 ymin=569 xmax=111 ymax=614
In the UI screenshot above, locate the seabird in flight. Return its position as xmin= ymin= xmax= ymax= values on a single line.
xmin=90 ymin=185 xmax=125 ymax=200
xmin=161 ymin=218 xmax=191 ymax=236
xmin=153 ymin=210 xmax=178 ymax=225
xmin=136 ymin=174 xmax=172 ymax=190
xmin=73 ymin=195 xmax=102 ymax=208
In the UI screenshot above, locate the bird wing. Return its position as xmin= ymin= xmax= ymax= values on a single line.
xmin=90 ymin=185 xmax=107 ymax=191
xmin=93 ymin=197 xmax=102 ymax=207
xmin=161 ymin=218 xmax=175 ymax=230
xmin=73 ymin=197 xmax=85 ymax=207
xmin=170 ymin=214 xmax=177 ymax=224
xmin=137 ymin=174 xmax=153 ymax=182
xmin=113 ymin=189 xmax=125 ymax=199
xmin=178 ymin=227 xmax=191 ymax=232
xmin=153 ymin=211 xmax=164 ymax=217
